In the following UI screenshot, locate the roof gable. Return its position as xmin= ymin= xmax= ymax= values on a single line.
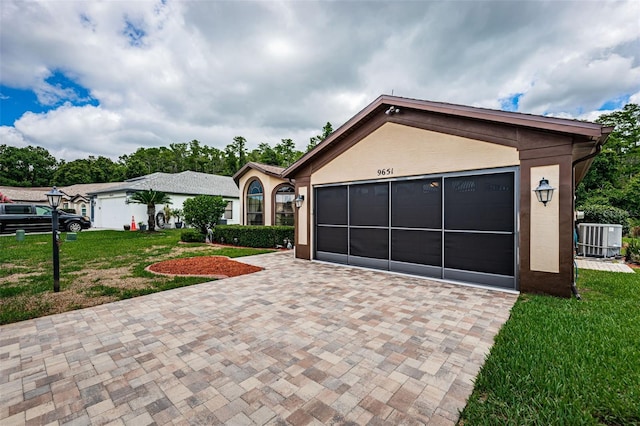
xmin=283 ymin=95 xmax=612 ymax=179
xmin=233 ymin=162 xmax=286 ymax=184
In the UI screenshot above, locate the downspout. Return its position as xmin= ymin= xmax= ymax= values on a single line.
xmin=570 ymin=141 xmax=604 ymax=300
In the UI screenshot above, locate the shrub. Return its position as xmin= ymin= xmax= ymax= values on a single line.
xmin=578 ymin=204 xmax=631 ymax=235
xmin=180 ymin=228 xmax=205 ymax=243
xmin=183 ymin=195 xmax=228 ymax=235
xmin=212 ymin=225 xmax=294 ymax=248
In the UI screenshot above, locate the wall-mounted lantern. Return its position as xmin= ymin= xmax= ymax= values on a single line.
xmin=294 ymin=194 xmax=305 ymax=208
xmin=533 ymin=177 xmax=555 ymax=206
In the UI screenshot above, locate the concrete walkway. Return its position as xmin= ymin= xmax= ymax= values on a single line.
xmin=0 ymin=251 xmax=517 ymax=425
xmin=575 ymin=258 xmax=636 ymax=273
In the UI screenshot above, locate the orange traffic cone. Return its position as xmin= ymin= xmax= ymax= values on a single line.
xmin=130 ymin=216 xmax=137 ymax=231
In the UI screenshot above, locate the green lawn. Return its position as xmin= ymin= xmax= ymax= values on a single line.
xmin=0 ymin=229 xmax=272 ymax=325
xmin=460 ymin=269 xmax=640 ymax=425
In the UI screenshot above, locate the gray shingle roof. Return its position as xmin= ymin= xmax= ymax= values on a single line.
xmin=88 ymin=171 xmax=239 ymax=198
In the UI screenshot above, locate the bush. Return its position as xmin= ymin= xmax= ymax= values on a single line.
xmin=183 ymin=195 xmax=228 ymax=235
xmin=212 ymin=225 xmax=294 ymax=248
xmin=60 ymin=208 xmax=77 ymax=214
xmin=180 ymin=228 xmax=205 ymax=243
xmin=578 ymin=204 xmax=631 ymax=235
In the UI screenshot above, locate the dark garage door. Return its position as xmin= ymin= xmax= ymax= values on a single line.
xmin=315 ymin=169 xmax=517 ymax=289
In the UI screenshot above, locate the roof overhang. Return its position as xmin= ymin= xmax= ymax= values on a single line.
xmin=283 ymin=95 xmax=612 ymax=180
xmin=233 ymin=162 xmax=286 ymax=185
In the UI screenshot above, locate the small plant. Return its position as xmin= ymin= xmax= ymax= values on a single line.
xmin=626 ymin=238 xmax=640 ymax=264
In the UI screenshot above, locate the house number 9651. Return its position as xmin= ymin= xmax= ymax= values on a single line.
xmin=377 ymin=168 xmax=394 ymax=176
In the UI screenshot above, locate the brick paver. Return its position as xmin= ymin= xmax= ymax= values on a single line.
xmin=0 ymin=251 xmax=517 ymax=425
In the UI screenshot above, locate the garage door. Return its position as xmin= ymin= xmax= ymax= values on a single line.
xmin=315 ymin=169 xmax=517 ymax=290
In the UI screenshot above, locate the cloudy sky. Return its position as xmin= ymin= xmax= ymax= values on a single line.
xmin=1 ymin=0 xmax=638 ymax=161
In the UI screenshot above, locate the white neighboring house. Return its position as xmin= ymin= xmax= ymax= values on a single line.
xmin=88 ymin=171 xmax=240 ymax=230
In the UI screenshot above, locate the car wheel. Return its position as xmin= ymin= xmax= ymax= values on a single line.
xmin=67 ymin=221 xmax=82 ymax=232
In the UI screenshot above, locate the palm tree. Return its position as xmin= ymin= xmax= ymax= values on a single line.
xmin=129 ymin=189 xmax=172 ymax=231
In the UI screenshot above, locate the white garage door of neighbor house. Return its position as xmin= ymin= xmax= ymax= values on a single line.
xmin=314 ymin=168 xmax=518 ymax=290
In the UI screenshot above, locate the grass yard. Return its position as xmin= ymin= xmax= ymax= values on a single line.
xmin=0 ymin=229 xmax=272 ymax=325
xmin=460 ymin=269 xmax=640 ymax=425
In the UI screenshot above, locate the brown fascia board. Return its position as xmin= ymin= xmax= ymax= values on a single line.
xmin=283 ymin=94 xmax=610 ymax=178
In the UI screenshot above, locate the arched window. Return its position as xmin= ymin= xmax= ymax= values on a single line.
xmin=246 ymin=179 xmax=264 ymax=225
xmin=274 ymin=185 xmax=295 ymax=226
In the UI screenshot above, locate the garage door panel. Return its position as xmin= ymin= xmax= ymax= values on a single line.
xmin=316 ymin=226 xmax=348 ymax=254
xmin=349 ymin=183 xmax=388 ymax=227
xmin=350 ymin=228 xmax=389 ymax=259
xmin=391 ymin=229 xmax=441 ymax=266
xmin=445 ymin=173 xmax=514 ymax=232
xmin=316 ymin=186 xmax=348 ymax=225
xmin=444 ymin=233 xmax=514 ymax=276
xmin=391 ymin=179 xmax=442 ymax=228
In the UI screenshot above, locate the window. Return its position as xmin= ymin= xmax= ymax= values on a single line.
xmin=274 ymin=185 xmax=295 ymax=226
xmin=224 ymin=201 xmax=233 ymax=220
xmin=81 ymin=204 xmax=87 ymax=217
xmin=246 ymin=179 xmax=264 ymax=225
xmin=35 ymin=206 xmax=52 ymax=216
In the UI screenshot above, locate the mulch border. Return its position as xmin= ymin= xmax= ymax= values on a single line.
xmin=145 ymin=255 xmax=263 ymax=279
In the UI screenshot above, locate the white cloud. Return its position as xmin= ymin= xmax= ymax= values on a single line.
xmin=0 ymin=0 xmax=638 ymax=161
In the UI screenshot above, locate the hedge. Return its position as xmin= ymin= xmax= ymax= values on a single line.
xmin=578 ymin=204 xmax=631 ymax=235
xmin=212 ymin=225 xmax=294 ymax=248
xmin=180 ymin=228 xmax=206 ymax=243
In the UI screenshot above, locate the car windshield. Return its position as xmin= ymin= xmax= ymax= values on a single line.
xmin=35 ymin=206 xmax=52 ymax=216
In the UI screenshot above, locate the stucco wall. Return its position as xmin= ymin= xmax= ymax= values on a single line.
xmin=530 ymin=165 xmax=560 ymax=273
xmin=311 ymin=122 xmax=519 ymax=186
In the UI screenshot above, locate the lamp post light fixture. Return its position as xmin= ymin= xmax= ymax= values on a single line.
xmin=533 ymin=177 xmax=555 ymax=206
xmin=294 ymin=194 xmax=305 ymax=208
xmin=46 ymin=186 xmax=63 ymax=292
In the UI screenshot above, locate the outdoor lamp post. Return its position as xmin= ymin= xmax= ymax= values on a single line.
xmin=533 ymin=177 xmax=555 ymax=206
xmin=46 ymin=187 xmax=63 ymax=292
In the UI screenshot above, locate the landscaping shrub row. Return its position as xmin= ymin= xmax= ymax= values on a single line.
xmin=211 ymin=225 xmax=294 ymax=248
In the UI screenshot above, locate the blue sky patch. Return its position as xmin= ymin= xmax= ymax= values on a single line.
xmin=499 ymin=93 xmax=523 ymax=112
xmin=123 ymin=18 xmax=146 ymax=47
xmin=0 ymin=71 xmax=98 ymax=126
xmin=599 ymin=95 xmax=630 ymax=111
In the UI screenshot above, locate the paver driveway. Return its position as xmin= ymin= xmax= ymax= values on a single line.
xmin=1 ymin=251 xmax=517 ymax=425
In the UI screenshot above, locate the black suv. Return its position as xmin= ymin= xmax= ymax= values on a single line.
xmin=0 ymin=204 xmax=92 ymax=234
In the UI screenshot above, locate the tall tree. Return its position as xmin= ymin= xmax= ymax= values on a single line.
xmin=223 ymin=136 xmax=248 ymax=175
xmin=274 ymin=138 xmax=302 ymax=167
xmin=307 ymin=122 xmax=333 ymax=152
xmin=577 ymin=103 xmax=640 ymax=219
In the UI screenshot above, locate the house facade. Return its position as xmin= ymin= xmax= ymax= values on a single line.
xmin=278 ymin=95 xmax=610 ymax=297
xmin=89 ymin=171 xmax=240 ymax=229
xmin=233 ymin=163 xmax=294 ymax=226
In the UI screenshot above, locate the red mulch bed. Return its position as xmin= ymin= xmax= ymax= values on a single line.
xmin=147 ymin=256 xmax=263 ymax=278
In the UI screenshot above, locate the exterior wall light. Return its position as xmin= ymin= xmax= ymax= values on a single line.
xmin=45 ymin=187 xmax=64 ymax=292
xmin=533 ymin=177 xmax=555 ymax=206
xmin=294 ymin=194 xmax=305 ymax=208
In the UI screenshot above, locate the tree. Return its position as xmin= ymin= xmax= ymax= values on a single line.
xmin=274 ymin=138 xmax=302 ymax=167
xmin=307 ymin=122 xmax=333 ymax=152
xmin=0 ymin=145 xmax=58 ymax=186
xmin=129 ymin=189 xmax=172 ymax=231
xmin=182 ymin=195 xmax=228 ymax=235
xmin=578 ymin=103 xmax=640 ymax=220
